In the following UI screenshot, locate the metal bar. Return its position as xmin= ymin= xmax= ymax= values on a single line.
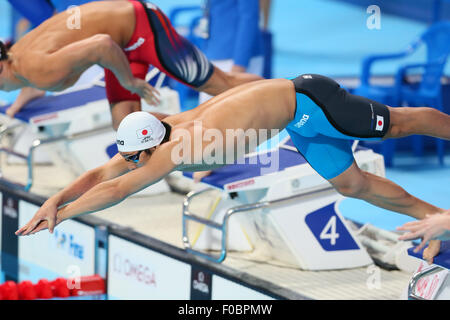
xmin=30 ymin=124 xmax=112 ymax=147
xmin=0 ymin=122 xmax=25 ymax=137
xmin=0 ymin=147 xmax=27 ymax=160
xmin=0 ymin=147 xmax=28 ymax=185
xmin=183 ymin=212 xmax=222 ymax=230
xmin=185 ymin=248 xmax=224 ymax=263
xmin=182 ymin=188 xmax=217 ymax=250
xmin=0 ymin=124 xmax=112 ymax=191
xmin=408 ymin=265 xmax=444 ymax=300
xmin=216 ymin=187 xmax=333 ymax=262
xmin=0 ymin=123 xmax=26 ymax=165
xmin=25 ymin=124 xmax=112 ymax=191
xmin=182 ymin=184 xmax=334 ymax=263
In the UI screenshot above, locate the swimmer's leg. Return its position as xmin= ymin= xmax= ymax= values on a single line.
xmin=197 ymin=66 xmax=263 ymax=97
xmin=384 ymin=106 xmax=450 ymax=140
xmin=329 ymin=161 xmax=445 ymax=220
xmin=288 ymin=129 xmax=444 ymax=219
xmin=140 ymin=2 xmax=263 ymax=97
xmin=110 ymin=100 xmax=170 ymax=131
xmin=288 ymin=118 xmax=445 ymax=218
xmin=329 ymin=161 xmax=445 ymax=263
xmin=110 ymin=101 xmax=141 ymax=131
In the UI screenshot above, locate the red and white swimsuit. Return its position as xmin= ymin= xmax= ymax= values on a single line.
xmin=105 ymin=0 xmax=213 ymax=104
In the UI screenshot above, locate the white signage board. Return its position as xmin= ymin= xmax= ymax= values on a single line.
xmin=212 ymin=275 xmax=274 ymax=300
xmin=108 ymin=235 xmax=191 ymax=299
xmin=18 ymin=201 xmax=96 ymax=282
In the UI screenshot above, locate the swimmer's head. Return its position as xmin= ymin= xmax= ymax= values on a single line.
xmin=116 ymin=111 xmax=167 ymax=152
xmin=116 ymin=112 xmax=170 ymax=166
xmin=121 ymin=147 xmax=156 ymax=170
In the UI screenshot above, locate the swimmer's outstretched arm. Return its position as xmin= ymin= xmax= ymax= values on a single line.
xmin=16 ymin=141 xmax=179 ymax=236
xmin=16 ymin=153 xmax=130 ymax=235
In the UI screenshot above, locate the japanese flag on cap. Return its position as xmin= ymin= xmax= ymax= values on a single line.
xmin=137 ymin=126 xmax=153 ymax=139
xmin=116 ymin=112 xmax=166 ymax=152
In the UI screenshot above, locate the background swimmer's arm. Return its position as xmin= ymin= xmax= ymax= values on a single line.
xmin=6 ymin=87 xmax=46 ymax=118
xmin=22 ymin=35 xmax=128 ymax=87
xmin=24 ymin=34 xmax=157 ymax=101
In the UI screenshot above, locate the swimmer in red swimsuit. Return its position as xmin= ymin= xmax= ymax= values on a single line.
xmin=0 ymin=0 xmax=262 ymax=128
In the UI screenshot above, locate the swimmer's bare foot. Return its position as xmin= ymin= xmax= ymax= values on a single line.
xmin=193 ymin=170 xmax=212 ymax=183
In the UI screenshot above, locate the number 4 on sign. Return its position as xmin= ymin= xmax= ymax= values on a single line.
xmin=320 ymin=216 xmax=340 ymax=245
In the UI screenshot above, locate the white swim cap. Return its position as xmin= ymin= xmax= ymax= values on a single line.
xmin=116 ymin=112 xmax=166 ymax=152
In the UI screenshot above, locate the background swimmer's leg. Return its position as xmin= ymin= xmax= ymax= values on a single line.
xmin=110 ymin=101 xmax=142 ymax=131
xmin=197 ymin=66 xmax=263 ymax=97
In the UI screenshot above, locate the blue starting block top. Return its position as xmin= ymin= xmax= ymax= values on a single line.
xmin=183 ymin=138 xmax=369 ymax=190
xmin=0 ymin=86 xmax=106 ymax=123
xmin=184 ymin=145 xmax=307 ymax=190
xmin=408 ymin=241 xmax=450 ymax=270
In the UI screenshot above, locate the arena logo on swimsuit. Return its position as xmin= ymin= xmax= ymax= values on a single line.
xmin=294 ymin=114 xmax=310 ymax=129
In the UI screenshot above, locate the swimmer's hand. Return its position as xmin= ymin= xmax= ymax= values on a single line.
xmin=397 ymin=213 xmax=450 ymax=254
xmin=6 ymin=87 xmax=46 ymax=118
xmin=125 ymin=78 xmax=160 ymax=106
xmin=15 ymin=200 xmax=60 ymax=236
xmin=397 ymin=212 xmax=450 ymax=264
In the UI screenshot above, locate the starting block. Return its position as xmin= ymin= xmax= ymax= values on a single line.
xmin=182 ymin=137 xmax=387 ymax=270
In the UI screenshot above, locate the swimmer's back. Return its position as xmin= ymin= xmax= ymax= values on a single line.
xmin=167 ymin=78 xmax=297 ymax=135
xmin=11 ymin=1 xmax=136 ymax=56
